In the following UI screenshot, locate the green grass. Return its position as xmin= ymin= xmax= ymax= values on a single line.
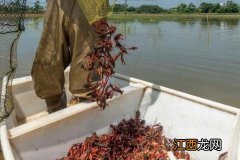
xmin=25 ymin=14 xmax=43 ymax=18
xmin=21 ymin=13 xmax=240 ymax=20
xmin=109 ymin=13 xmax=240 ymax=20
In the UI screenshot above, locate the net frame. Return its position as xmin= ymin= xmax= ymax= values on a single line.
xmin=0 ymin=0 xmax=26 ymax=121
xmin=77 ymin=0 xmax=115 ymax=24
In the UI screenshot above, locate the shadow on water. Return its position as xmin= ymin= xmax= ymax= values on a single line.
xmin=176 ymin=19 xmax=198 ymax=26
xmin=199 ymin=17 xmax=239 ymax=29
xmin=137 ymin=19 xmax=161 ymax=25
xmin=112 ymin=16 xmax=240 ymax=30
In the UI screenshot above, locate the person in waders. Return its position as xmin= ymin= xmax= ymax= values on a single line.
xmin=31 ymin=0 xmax=110 ymax=113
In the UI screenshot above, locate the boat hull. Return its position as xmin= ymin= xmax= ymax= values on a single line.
xmin=1 ymin=71 xmax=240 ymax=160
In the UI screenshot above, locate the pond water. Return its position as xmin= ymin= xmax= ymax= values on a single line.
xmin=16 ymin=17 xmax=240 ymax=108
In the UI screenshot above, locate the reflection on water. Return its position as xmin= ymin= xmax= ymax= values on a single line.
xmin=16 ymin=18 xmax=43 ymax=77
xmin=16 ymin=17 xmax=240 ymax=108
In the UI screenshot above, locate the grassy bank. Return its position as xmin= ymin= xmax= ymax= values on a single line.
xmin=20 ymin=13 xmax=240 ymax=20
xmin=25 ymin=14 xmax=43 ymax=18
xmin=109 ymin=13 xmax=240 ymax=20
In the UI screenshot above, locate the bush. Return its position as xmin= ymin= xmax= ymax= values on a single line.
xmin=199 ymin=1 xmax=239 ymax=13
xmin=111 ymin=2 xmax=240 ymax=14
xmin=225 ymin=1 xmax=239 ymax=13
xmin=113 ymin=4 xmax=127 ymax=12
xmin=136 ymin=5 xmax=165 ymax=14
xmin=127 ymin=6 xmax=136 ymax=12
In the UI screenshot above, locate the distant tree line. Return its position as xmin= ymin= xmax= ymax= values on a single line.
xmin=113 ymin=4 xmax=167 ymax=14
xmin=26 ymin=0 xmax=44 ymax=14
xmin=113 ymin=1 xmax=240 ymax=14
xmin=0 ymin=0 xmax=44 ymax=14
xmin=1 ymin=1 xmax=239 ymax=15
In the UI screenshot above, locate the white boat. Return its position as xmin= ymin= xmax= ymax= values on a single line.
xmin=1 ymin=69 xmax=240 ymax=160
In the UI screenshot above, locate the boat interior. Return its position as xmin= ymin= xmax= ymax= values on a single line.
xmin=3 ymin=71 xmax=240 ymax=160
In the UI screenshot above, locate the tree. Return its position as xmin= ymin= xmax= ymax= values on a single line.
xmin=225 ymin=1 xmax=238 ymax=13
xmin=113 ymin=4 xmax=127 ymax=12
xmin=218 ymin=6 xmax=227 ymax=13
xmin=177 ymin=3 xmax=187 ymax=13
xmin=127 ymin=6 xmax=136 ymax=12
xmin=186 ymin=3 xmax=196 ymax=13
xmin=33 ymin=0 xmax=44 ymax=13
xmin=212 ymin=3 xmax=221 ymax=13
xmin=136 ymin=5 xmax=165 ymax=14
xmin=200 ymin=1 xmax=239 ymax=13
xmin=200 ymin=2 xmax=212 ymax=13
xmin=0 ymin=0 xmax=22 ymax=13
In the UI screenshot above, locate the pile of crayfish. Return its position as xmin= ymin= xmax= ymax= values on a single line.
xmin=75 ymin=19 xmax=137 ymax=109
xmin=58 ymin=112 xmax=190 ymax=160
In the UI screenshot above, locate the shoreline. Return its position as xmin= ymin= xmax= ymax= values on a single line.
xmin=22 ymin=13 xmax=240 ymax=19
xmin=109 ymin=13 xmax=240 ymax=19
xmin=25 ymin=14 xmax=44 ymax=18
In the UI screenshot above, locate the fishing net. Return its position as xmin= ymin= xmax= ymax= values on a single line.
xmin=0 ymin=0 xmax=26 ymax=121
xmin=77 ymin=0 xmax=115 ymax=24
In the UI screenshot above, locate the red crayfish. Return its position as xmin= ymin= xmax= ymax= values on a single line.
xmin=82 ymin=19 xmax=137 ymax=109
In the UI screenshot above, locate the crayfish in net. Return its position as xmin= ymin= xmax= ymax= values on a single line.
xmin=69 ymin=19 xmax=137 ymax=109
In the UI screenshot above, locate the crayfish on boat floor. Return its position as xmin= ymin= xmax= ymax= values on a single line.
xmin=58 ymin=112 xmax=190 ymax=160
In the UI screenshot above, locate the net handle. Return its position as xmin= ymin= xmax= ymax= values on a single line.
xmin=1 ymin=76 xmax=8 ymax=110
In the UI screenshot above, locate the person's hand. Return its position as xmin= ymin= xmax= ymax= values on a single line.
xmin=92 ymin=18 xmax=107 ymax=28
